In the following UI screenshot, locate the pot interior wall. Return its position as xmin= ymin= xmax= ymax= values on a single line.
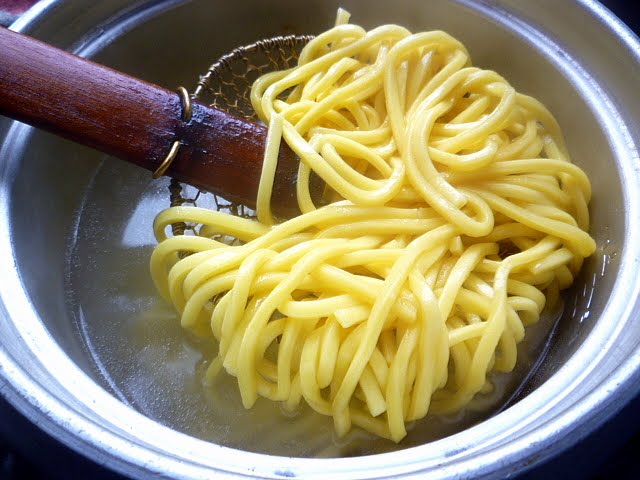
xmin=4 ymin=0 xmax=622 ymax=457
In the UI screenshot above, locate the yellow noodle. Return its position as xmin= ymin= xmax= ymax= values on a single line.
xmin=150 ymin=12 xmax=595 ymax=442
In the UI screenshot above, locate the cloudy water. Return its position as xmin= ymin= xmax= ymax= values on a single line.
xmin=65 ymin=159 xmax=563 ymax=457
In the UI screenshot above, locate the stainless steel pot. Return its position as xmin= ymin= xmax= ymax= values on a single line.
xmin=0 ymin=0 xmax=639 ymax=478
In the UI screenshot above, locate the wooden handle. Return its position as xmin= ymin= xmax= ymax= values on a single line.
xmin=0 ymin=26 xmax=311 ymax=213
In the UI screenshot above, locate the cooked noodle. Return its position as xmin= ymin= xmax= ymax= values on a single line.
xmin=150 ymin=10 xmax=595 ymax=442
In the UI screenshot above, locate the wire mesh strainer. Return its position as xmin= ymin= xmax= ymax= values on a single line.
xmin=168 ymin=34 xmax=315 ymax=237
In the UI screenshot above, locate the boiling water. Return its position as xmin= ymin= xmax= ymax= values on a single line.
xmin=66 ymin=158 xmax=562 ymax=457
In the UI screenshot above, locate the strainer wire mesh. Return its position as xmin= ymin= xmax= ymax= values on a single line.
xmin=168 ymin=35 xmax=314 ymax=238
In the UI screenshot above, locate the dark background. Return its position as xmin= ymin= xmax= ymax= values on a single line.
xmin=0 ymin=1 xmax=638 ymax=479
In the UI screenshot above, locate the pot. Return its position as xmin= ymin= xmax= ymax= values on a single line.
xmin=0 ymin=0 xmax=639 ymax=478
